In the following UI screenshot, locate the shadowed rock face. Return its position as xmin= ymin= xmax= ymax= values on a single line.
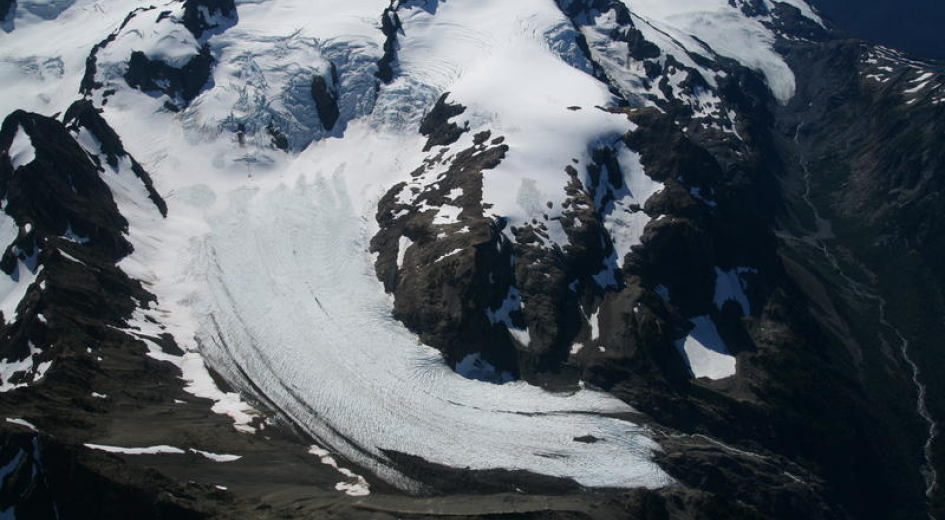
xmin=776 ymin=37 xmax=945 ymax=518
xmin=182 ymin=0 xmax=236 ymax=38
xmin=311 ymin=70 xmax=340 ymax=132
xmin=0 ymin=106 xmax=165 ymax=381
xmin=376 ymin=6 xmax=402 ymax=84
xmin=372 ymin=110 xmax=517 ymax=375
xmin=0 ymin=110 xmax=133 ymax=263
xmin=123 ymin=45 xmax=214 ymax=110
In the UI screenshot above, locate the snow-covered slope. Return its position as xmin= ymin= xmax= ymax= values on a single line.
xmin=0 ymin=0 xmax=143 ymax=117
xmin=619 ymin=0 xmax=820 ymax=103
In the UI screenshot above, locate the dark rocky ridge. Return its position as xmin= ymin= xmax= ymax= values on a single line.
xmin=371 ymin=99 xmax=518 ymax=374
xmin=0 ymin=105 xmax=167 ymax=388
xmin=0 ymin=110 xmax=134 ymax=264
xmin=311 ymin=66 xmax=340 ymax=131
xmin=376 ymin=3 xmax=402 ymax=83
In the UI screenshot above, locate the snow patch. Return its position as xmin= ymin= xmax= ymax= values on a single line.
xmin=434 ymin=247 xmax=462 ymax=263
xmin=600 ymin=145 xmax=663 ymax=266
xmin=84 ymin=444 xmax=185 ymax=455
xmin=5 ymin=418 xmax=37 ymax=431
xmin=130 ymin=309 xmax=259 ymax=433
xmin=0 ymin=342 xmax=48 ymax=392
xmin=587 ymin=308 xmax=600 ymax=341
xmin=396 ymin=235 xmax=413 ymax=269
xmin=189 ymin=448 xmax=241 ymax=462
xmin=676 ymin=316 xmax=736 ymax=380
xmin=0 ymin=260 xmax=41 ymax=325
xmin=308 ymin=445 xmax=371 ymax=497
xmin=8 ymin=125 xmax=36 ymax=169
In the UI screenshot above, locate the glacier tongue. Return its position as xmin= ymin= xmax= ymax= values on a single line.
xmin=188 ymin=123 xmax=671 ymax=490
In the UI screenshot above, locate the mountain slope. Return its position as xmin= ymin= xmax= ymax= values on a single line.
xmin=0 ymin=0 xmax=942 ymax=518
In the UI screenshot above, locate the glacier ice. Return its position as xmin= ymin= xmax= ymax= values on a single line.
xmin=189 ymin=148 xmax=671 ymax=489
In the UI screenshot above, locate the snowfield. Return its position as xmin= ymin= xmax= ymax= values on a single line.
xmin=676 ymin=316 xmax=737 ymax=380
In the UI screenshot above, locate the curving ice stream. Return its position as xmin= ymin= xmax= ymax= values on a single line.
xmin=181 ymin=135 xmax=670 ymax=489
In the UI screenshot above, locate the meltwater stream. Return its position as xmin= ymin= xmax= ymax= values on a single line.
xmin=791 ymin=124 xmax=939 ymax=508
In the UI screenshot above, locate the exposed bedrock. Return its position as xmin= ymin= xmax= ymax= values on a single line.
xmin=0 ymin=106 xmax=164 ymax=381
xmin=182 ymin=0 xmax=236 ymax=38
xmin=311 ymin=65 xmax=341 ymax=132
xmin=123 ymin=45 xmax=214 ymax=111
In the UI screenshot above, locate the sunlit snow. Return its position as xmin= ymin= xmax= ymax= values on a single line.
xmin=5 ymin=418 xmax=37 ymax=431
xmin=622 ymin=0 xmax=818 ymax=102
xmin=84 ymin=444 xmax=186 ymax=455
xmin=676 ymin=316 xmax=736 ymax=380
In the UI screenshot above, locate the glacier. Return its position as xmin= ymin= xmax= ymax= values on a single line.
xmin=93 ymin=0 xmax=676 ymax=489
xmin=0 ymin=0 xmax=825 ymax=494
